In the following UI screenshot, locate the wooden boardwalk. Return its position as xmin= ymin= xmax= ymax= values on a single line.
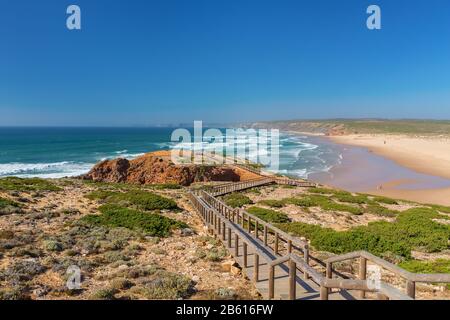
xmin=188 ymin=178 xmax=450 ymax=300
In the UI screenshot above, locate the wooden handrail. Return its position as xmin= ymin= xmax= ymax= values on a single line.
xmin=325 ymin=250 xmax=450 ymax=284
xmin=200 ymin=190 xmax=309 ymax=251
xmin=325 ymin=250 xmax=450 ymax=300
xmin=187 ymin=178 xmax=449 ymax=300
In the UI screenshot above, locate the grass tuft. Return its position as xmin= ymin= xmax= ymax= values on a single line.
xmin=81 ymin=204 xmax=187 ymax=237
xmin=86 ymin=190 xmax=178 ymax=211
xmin=0 ymin=177 xmax=61 ymax=192
xmin=223 ymin=193 xmax=253 ymax=208
xmin=247 ymin=207 xmax=290 ymax=223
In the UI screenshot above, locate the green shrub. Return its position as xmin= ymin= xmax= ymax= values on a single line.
xmin=223 ymin=193 xmax=253 ymax=208
xmin=0 ymin=197 xmax=21 ymax=209
xmin=277 ymin=207 xmax=450 ymax=258
xmin=91 ymin=288 xmax=117 ymax=300
xmin=44 ymin=240 xmax=64 ymax=252
xmin=246 ymin=188 xmax=261 ymax=194
xmin=284 ymin=195 xmax=362 ymax=215
xmin=430 ymin=204 xmax=450 ymax=214
xmin=0 ymin=177 xmax=61 ymax=192
xmin=321 ymin=201 xmax=363 ymax=215
xmin=247 ymin=207 xmax=290 ymax=223
xmin=372 ymin=196 xmax=398 ymax=205
xmin=333 ymin=194 xmax=371 ymax=204
xmin=307 ymin=187 xmax=351 ymax=196
xmin=399 ymin=259 xmax=450 ymax=274
xmin=135 ymin=271 xmax=193 ymax=299
xmin=86 ymin=190 xmax=178 ymax=211
xmin=258 ymin=199 xmax=285 ymax=208
xmin=283 ymin=197 xmax=317 ymax=207
xmin=366 ymin=204 xmax=398 ymax=217
xmin=109 ymin=278 xmax=134 ymax=290
xmin=151 ymin=183 xmax=181 ymax=190
xmin=196 ymin=247 xmax=229 ymax=262
xmin=81 ymin=205 xmax=187 ymax=237
xmin=278 ymin=222 xmax=411 ymax=258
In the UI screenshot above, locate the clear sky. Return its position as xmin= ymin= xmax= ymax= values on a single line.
xmin=2 ymin=0 xmax=450 ymax=126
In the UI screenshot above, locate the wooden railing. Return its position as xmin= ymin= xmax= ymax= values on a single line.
xmin=273 ymin=177 xmax=317 ymax=188
xmin=209 ymin=178 xmax=274 ymax=196
xmin=187 ymin=177 xmax=450 ymax=300
xmin=325 ymin=251 xmax=450 ymax=300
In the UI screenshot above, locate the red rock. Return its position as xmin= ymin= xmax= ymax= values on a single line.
xmin=81 ymin=151 xmax=245 ymax=186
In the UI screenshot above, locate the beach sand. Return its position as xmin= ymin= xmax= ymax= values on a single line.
xmin=322 ymin=134 xmax=450 ymax=206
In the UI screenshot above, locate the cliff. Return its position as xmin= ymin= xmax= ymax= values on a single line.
xmin=81 ymin=151 xmax=256 ymax=186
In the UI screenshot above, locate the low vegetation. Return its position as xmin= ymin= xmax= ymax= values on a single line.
xmin=278 ymin=207 xmax=450 ymax=259
xmin=86 ymin=190 xmax=178 ymax=211
xmin=0 ymin=177 xmax=61 ymax=192
xmin=366 ymin=204 xmax=398 ymax=217
xmin=223 ymin=193 xmax=253 ymax=208
xmin=81 ymin=204 xmax=187 ymax=237
xmin=258 ymin=199 xmax=285 ymax=208
xmin=399 ymin=259 xmax=450 ymax=274
xmin=0 ymin=197 xmax=22 ymax=215
xmin=284 ymin=195 xmax=363 ymax=215
xmin=129 ymin=270 xmax=193 ymax=299
xmin=247 ymin=207 xmax=290 ymax=223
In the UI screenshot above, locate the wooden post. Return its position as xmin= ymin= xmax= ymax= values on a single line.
xmin=274 ymin=233 xmax=279 ymax=255
xmin=289 ymin=260 xmax=296 ymax=300
xmin=243 ymin=242 xmax=248 ymax=267
xmin=234 ymin=234 xmax=239 ymax=257
xmin=264 ymin=226 xmax=268 ymax=246
xmin=247 ymin=216 xmax=251 ymax=233
xmin=320 ymin=285 xmax=328 ymax=300
xmin=326 ymin=262 xmax=332 ymax=279
xmin=304 ymin=247 xmax=309 ymax=280
xmin=217 ymin=217 xmax=221 ymax=234
xmin=326 ymin=262 xmax=332 ymax=294
xmin=288 ymin=240 xmax=292 ymax=253
xmin=406 ymin=280 xmax=416 ymax=299
xmin=255 ymin=220 xmax=259 ymax=239
xmin=227 ymin=228 xmax=231 ymax=248
xmin=254 ymin=254 xmax=259 ymax=282
xmin=269 ymin=265 xmax=275 ymax=299
xmin=359 ymin=257 xmax=367 ymax=299
xmin=222 ymin=222 xmax=226 ymax=241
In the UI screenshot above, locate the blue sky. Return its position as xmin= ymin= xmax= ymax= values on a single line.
xmin=1 ymin=0 xmax=450 ymax=126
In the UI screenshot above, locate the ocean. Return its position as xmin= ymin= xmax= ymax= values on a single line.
xmin=0 ymin=127 xmax=343 ymax=179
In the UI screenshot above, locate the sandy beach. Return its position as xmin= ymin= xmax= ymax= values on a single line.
xmin=326 ymin=134 xmax=450 ymax=205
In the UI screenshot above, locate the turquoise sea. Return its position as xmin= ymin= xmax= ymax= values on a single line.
xmin=0 ymin=127 xmax=343 ymax=179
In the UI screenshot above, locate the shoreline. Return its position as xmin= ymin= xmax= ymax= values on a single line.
xmin=307 ymin=133 xmax=450 ymax=206
xmin=329 ymin=134 xmax=450 ymax=180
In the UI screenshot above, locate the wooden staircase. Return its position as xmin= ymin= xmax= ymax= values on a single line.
xmin=187 ymin=178 xmax=450 ymax=300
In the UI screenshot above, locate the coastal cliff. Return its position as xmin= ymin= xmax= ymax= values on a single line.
xmin=81 ymin=151 xmax=248 ymax=186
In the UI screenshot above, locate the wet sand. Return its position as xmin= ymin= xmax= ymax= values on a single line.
xmin=308 ymin=137 xmax=450 ymax=206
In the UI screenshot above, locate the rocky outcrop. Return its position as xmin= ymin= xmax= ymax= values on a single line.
xmin=82 ymin=151 xmax=245 ymax=186
xmin=86 ymin=158 xmax=130 ymax=183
